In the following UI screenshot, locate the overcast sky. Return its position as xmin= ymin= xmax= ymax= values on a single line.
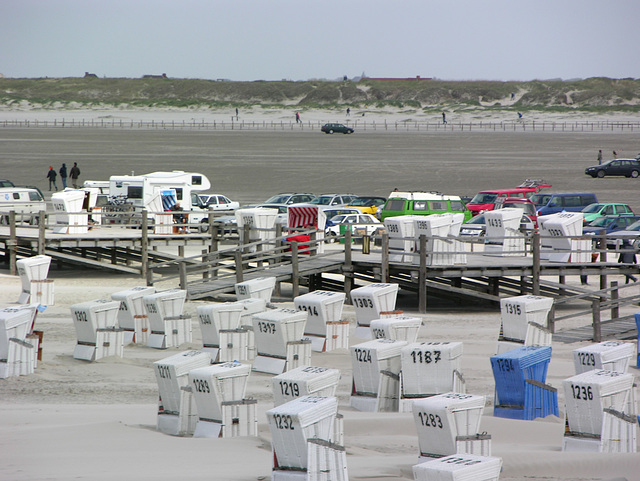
xmin=2 ymin=0 xmax=638 ymax=81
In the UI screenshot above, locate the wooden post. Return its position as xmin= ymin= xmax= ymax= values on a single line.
xmin=210 ymin=220 xmax=219 ymax=253
xmin=179 ymin=262 xmax=187 ymax=290
xmin=291 ymin=242 xmax=299 ymax=298
xmin=202 ymin=249 xmax=209 ymax=280
xmin=547 ymin=303 xmax=555 ymax=334
xmin=381 ymin=233 xmax=389 ymax=283
xmin=344 ymin=229 xmax=353 ymax=302
xmin=610 ymin=281 xmax=619 ymax=321
xmin=38 ymin=210 xmax=46 ymax=255
xmin=559 ymin=275 xmax=566 ymax=296
xmin=532 ymin=230 xmax=540 ymax=295
xmin=235 ymin=250 xmax=243 ymax=283
xmin=419 ymin=234 xmax=427 ymax=314
xmin=592 ymin=298 xmax=601 ymax=342
xmin=9 ymin=211 xmax=17 ymax=276
xmin=141 ymin=210 xmax=149 ymax=280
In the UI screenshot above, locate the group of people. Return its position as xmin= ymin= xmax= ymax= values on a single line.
xmin=596 ymin=149 xmax=622 ymax=164
xmin=46 ymin=162 xmax=80 ymax=191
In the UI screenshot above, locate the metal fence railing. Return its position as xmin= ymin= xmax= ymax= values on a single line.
xmin=1 ymin=118 xmax=639 ymax=133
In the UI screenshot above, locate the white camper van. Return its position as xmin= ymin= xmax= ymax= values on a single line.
xmin=108 ymin=171 xmax=212 ymax=229
xmin=0 ymin=187 xmax=46 ymax=224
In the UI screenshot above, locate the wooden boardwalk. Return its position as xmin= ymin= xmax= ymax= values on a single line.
xmin=553 ymin=316 xmax=638 ymax=343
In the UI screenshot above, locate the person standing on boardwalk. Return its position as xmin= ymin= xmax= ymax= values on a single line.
xmin=295 ymin=112 xmax=301 ymax=124
xmin=70 ymin=162 xmax=81 ymax=189
xmin=59 ymin=163 xmax=68 ymax=189
xmin=442 ymin=112 xmax=447 ymax=124
xmin=46 ymin=166 xmax=58 ymax=191
xmin=618 ymin=240 xmax=638 ymax=284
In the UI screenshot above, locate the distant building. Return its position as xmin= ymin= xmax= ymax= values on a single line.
xmin=364 ymin=75 xmax=432 ymax=81
xmin=142 ymin=73 xmax=168 ymax=79
xmin=84 ymin=72 xmax=98 ymax=78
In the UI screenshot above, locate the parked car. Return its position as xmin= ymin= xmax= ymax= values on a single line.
xmin=585 ymin=159 xmax=640 ymax=178
xmin=380 ymin=191 xmax=471 ymax=222
xmin=325 ymin=213 xmax=384 ymax=240
xmin=198 ymin=194 xmax=240 ymax=211
xmin=606 ymin=219 xmax=640 ymax=249
xmin=304 ymin=194 xmax=359 ymax=208
xmin=466 ymin=181 xmax=551 ymax=216
xmin=263 ymin=192 xmax=316 ymax=205
xmin=321 ymin=123 xmax=354 ymax=134
xmin=322 ymin=208 xmax=361 ymax=228
xmin=529 ymin=192 xmax=598 ymax=216
xmin=583 ymin=215 xmax=640 ymax=236
xmin=460 ymin=213 xmax=535 ymax=237
xmin=581 ymin=203 xmax=634 ymax=224
xmin=346 ymin=196 xmax=387 ymax=215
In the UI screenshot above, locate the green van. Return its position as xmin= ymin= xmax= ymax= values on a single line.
xmin=380 ymin=191 xmax=471 ymax=222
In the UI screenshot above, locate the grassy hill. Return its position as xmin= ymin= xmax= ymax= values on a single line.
xmin=1 ymin=77 xmax=639 ymax=114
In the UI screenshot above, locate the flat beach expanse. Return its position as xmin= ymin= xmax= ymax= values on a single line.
xmin=1 ymin=108 xmax=639 ymax=480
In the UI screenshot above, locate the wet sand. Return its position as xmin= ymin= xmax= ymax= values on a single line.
xmin=1 ymin=128 xmax=639 ymax=210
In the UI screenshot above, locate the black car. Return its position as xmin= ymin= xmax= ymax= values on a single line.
xmin=585 ymin=159 xmax=640 ymax=178
xmin=321 ymin=123 xmax=354 ymax=134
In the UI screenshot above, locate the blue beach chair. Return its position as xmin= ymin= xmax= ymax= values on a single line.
xmin=491 ymin=346 xmax=559 ymax=420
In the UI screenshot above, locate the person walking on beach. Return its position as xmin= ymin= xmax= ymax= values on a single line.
xmin=295 ymin=112 xmax=301 ymax=124
xmin=597 ymin=150 xmax=603 ymax=165
xmin=613 ymin=150 xmax=618 ymax=158
xmin=346 ymin=107 xmax=350 ymax=117
xmin=59 ymin=163 xmax=68 ymax=189
xmin=618 ymin=240 xmax=638 ymax=284
xmin=46 ymin=166 xmax=58 ymax=191
xmin=70 ymin=162 xmax=81 ymax=189
xmin=442 ymin=112 xmax=447 ymax=124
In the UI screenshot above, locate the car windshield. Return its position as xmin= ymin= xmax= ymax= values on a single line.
xmin=264 ymin=194 xmax=291 ymax=204
xmin=309 ymin=196 xmax=333 ymax=205
xmin=529 ymin=194 xmax=551 ymax=206
xmin=467 ymin=214 xmax=486 ymax=225
xmin=469 ymin=193 xmax=498 ymax=204
xmin=582 ymin=203 xmax=604 ymax=213
xmin=626 ymin=220 xmax=640 ymax=231
xmin=589 ymin=217 xmax=615 ymax=227
xmin=330 ymin=215 xmax=348 ymax=223
xmin=349 ymin=198 xmax=377 ymax=207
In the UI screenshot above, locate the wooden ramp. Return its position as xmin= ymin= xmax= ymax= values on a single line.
xmin=186 ymin=252 xmax=345 ymax=300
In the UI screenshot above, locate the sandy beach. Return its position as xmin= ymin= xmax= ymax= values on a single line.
xmin=1 ymin=106 xmax=640 ymax=480
xmin=1 ymin=267 xmax=639 ymax=481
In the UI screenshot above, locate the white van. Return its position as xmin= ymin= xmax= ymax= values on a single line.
xmin=0 ymin=187 xmax=46 ymax=224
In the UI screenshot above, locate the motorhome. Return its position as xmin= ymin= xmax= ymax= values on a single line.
xmin=0 ymin=187 xmax=46 ymax=224
xmin=108 ymin=171 xmax=212 ymax=228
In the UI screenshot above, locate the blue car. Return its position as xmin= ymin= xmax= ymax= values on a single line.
xmin=583 ymin=215 xmax=640 ymax=236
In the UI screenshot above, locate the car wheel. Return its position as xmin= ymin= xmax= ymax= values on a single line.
xmin=596 ymin=170 xmax=605 ymax=178
xmin=199 ymin=220 xmax=209 ymax=233
xmin=328 ymin=130 xmax=334 ymax=134
xmin=327 ymin=231 xmax=337 ymax=243
xmin=632 ymin=170 xmax=640 ymax=178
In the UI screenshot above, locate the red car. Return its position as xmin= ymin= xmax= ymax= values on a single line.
xmin=466 ymin=182 xmax=551 ymax=216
